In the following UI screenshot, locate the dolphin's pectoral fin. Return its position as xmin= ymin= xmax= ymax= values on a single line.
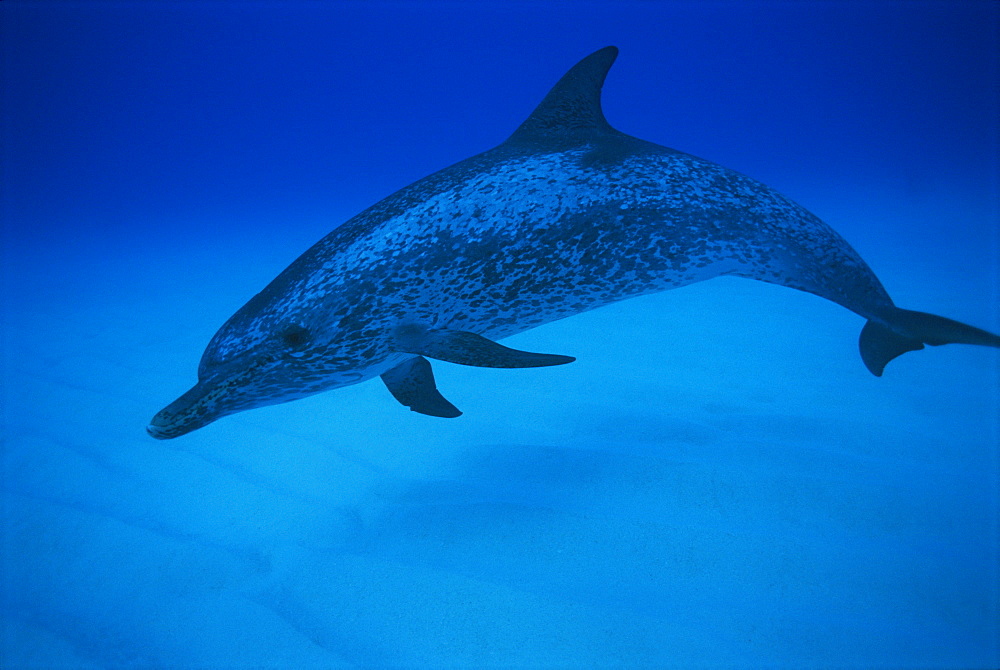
xmin=395 ymin=324 xmax=576 ymax=368
xmin=380 ymin=356 xmax=462 ymax=418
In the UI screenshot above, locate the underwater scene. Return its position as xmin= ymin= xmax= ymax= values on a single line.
xmin=2 ymin=1 xmax=998 ymax=667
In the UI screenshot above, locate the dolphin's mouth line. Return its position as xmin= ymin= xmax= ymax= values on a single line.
xmin=146 ymin=409 xmax=205 ymax=440
xmin=147 ymin=378 xmax=227 ymax=440
xmin=148 ymin=366 xmax=368 ymax=439
xmin=146 ymin=421 xmax=182 ymax=440
xmin=147 ymin=409 xmax=212 ymax=440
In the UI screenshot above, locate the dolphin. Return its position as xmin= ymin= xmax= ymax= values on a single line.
xmin=148 ymin=46 xmax=1000 ymax=439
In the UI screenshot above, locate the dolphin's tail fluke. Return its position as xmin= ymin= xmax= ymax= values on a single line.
xmin=859 ymin=308 xmax=1000 ymax=376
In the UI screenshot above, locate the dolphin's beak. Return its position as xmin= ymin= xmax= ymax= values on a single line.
xmin=147 ymin=382 xmax=221 ymax=440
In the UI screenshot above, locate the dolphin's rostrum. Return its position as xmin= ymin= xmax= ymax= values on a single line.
xmin=149 ymin=47 xmax=1000 ymax=439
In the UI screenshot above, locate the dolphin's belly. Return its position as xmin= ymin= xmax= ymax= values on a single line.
xmin=427 ymin=210 xmax=746 ymax=342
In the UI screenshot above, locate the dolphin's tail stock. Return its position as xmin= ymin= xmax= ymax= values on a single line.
xmin=859 ymin=308 xmax=1000 ymax=376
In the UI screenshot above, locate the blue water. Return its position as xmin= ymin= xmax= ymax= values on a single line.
xmin=3 ymin=2 xmax=998 ymax=667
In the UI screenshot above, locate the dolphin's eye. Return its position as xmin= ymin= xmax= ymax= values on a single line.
xmin=280 ymin=324 xmax=311 ymax=349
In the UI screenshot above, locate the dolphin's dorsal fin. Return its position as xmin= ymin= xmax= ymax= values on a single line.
xmin=507 ymin=46 xmax=619 ymax=144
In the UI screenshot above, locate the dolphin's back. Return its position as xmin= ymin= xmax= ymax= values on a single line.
xmin=286 ymin=43 xmax=897 ymax=339
xmin=248 ymin=43 xmax=944 ymax=355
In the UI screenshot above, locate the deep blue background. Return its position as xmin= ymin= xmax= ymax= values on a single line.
xmin=6 ymin=2 xmax=997 ymax=249
xmin=2 ymin=2 xmax=998 ymax=667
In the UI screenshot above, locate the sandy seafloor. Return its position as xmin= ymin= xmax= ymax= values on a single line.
xmin=2 ymin=2 xmax=999 ymax=668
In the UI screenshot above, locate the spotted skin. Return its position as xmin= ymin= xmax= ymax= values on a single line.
xmin=147 ymin=47 xmax=995 ymax=439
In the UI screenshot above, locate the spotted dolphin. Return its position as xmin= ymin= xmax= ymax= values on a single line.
xmin=148 ymin=46 xmax=1000 ymax=439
